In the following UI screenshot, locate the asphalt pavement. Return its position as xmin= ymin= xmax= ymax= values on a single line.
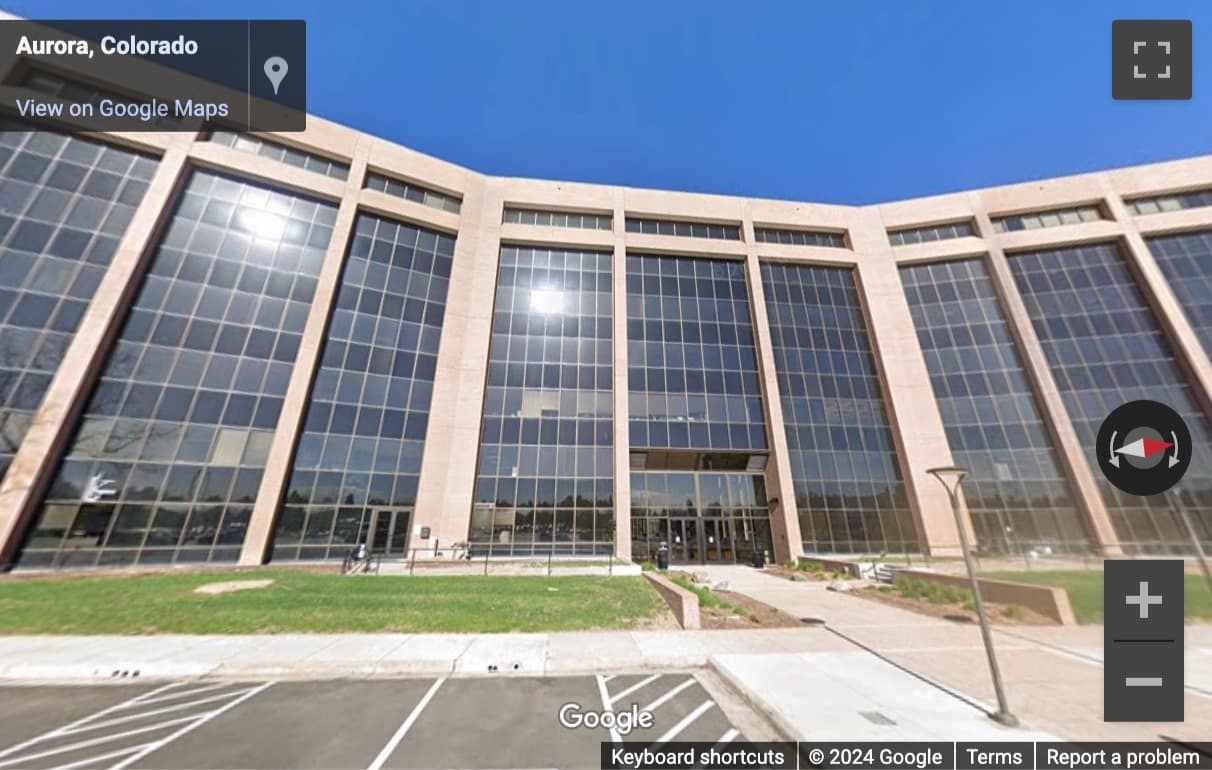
xmin=0 ymin=673 xmax=769 ymax=770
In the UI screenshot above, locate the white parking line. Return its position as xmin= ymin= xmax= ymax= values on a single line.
xmin=366 ymin=677 xmax=446 ymax=770
xmin=127 ymin=681 xmax=236 ymax=708
xmin=654 ymin=700 xmax=716 ymax=745
xmin=57 ymin=686 xmax=263 ymax=735
xmin=640 ymin=678 xmax=695 ymax=714
xmin=50 ymin=744 xmax=146 ymax=770
xmin=0 ymin=681 xmax=182 ymax=761
xmin=594 ymin=675 xmax=622 ymax=745
xmin=112 ymin=681 xmax=276 ymax=770
xmin=0 ymin=714 xmax=202 ymax=768
xmin=716 ymin=728 xmax=739 ymax=744
xmin=609 ymin=673 xmax=661 ymax=704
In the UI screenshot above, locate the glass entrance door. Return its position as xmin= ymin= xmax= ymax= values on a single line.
xmin=701 ymin=518 xmax=734 ymax=562
xmin=367 ymin=509 xmax=412 ymax=556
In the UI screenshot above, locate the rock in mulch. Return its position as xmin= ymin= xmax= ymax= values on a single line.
xmin=790 ymin=573 xmax=810 ymax=582
xmin=193 ymin=579 xmax=275 ymax=595
xmin=826 ymin=579 xmax=853 ymax=592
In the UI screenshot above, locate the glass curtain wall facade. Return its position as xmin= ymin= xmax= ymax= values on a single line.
xmin=1009 ymin=242 xmax=1212 ymax=548
xmin=901 ymin=258 xmax=1090 ymax=552
xmin=626 ymin=254 xmax=772 ymax=563
xmin=274 ymin=214 xmax=453 ymax=560
xmin=470 ymin=246 xmax=614 ymax=556
xmin=0 ymin=121 xmax=156 ymax=484
xmin=19 ymin=171 xmax=335 ymax=568
xmin=1145 ymin=230 xmax=1212 ymax=356
xmin=762 ymin=263 xmax=915 ymax=554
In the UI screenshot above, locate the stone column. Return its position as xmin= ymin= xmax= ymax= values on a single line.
xmin=611 ymin=190 xmax=633 ymax=561
xmin=847 ymin=209 xmax=966 ymax=555
xmin=739 ymin=209 xmax=802 ymax=564
xmin=410 ymin=176 xmax=504 ymax=552
xmin=238 ymin=137 xmax=372 ymax=565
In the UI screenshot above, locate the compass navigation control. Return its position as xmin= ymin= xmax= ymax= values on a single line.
xmin=1095 ymin=400 xmax=1191 ymax=496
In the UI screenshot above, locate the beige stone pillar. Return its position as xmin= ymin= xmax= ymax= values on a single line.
xmin=847 ymin=210 xmax=966 ymax=555
xmin=739 ymin=213 xmax=802 ymax=563
xmin=238 ymin=138 xmax=372 ymax=565
xmin=611 ymin=191 xmax=633 ymax=561
xmin=972 ymin=202 xmax=1122 ymax=555
xmin=411 ymin=176 xmax=503 ymax=552
xmin=0 ymin=135 xmax=194 ymax=569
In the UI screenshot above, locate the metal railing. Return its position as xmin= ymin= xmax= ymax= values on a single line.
xmin=343 ymin=540 xmax=621 ymax=576
xmin=340 ymin=549 xmax=381 ymax=575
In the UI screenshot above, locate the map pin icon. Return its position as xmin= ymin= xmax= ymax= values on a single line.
xmin=264 ymin=56 xmax=288 ymax=95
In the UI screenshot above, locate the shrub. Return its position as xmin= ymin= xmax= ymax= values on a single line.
xmin=639 ymin=561 xmax=656 ymax=572
xmin=895 ymin=577 xmax=967 ymax=605
xmin=1001 ymin=604 xmax=1025 ymax=620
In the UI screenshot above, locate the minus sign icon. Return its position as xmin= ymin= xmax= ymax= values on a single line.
xmin=1125 ymin=677 xmax=1164 ymax=687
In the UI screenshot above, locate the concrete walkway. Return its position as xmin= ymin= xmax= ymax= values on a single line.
xmin=694 ymin=564 xmax=1212 ymax=741
xmin=0 ymin=628 xmax=836 ymax=681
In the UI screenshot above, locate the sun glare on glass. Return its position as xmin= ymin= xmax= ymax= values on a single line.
xmin=530 ymin=287 xmax=564 ymax=314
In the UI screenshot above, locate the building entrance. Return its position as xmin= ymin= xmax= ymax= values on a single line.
xmin=364 ymin=508 xmax=412 ymax=556
xmin=630 ymin=472 xmax=774 ymax=565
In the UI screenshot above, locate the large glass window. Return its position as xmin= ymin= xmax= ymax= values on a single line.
xmin=1146 ymin=230 xmax=1212 ymax=358
xmin=275 ymin=214 xmax=454 ymax=561
xmin=901 ymin=258 xmax=1090 ymax=553
xmin=1009 ymin=243 xmax=1212 ymax=550
xmin=762 ymin=263 xmax=915 ymax=554
xmin=630 ymin=471 xmax=771 ymax=564
xmin=626 ymin=254 xmax=771 ymax=562
xmin=0 ymin=121 xmax=157 ymax=486
xmin=470 ymin=246 xmax=613 ymax=556
xmin=21 ymin=171 xmax=335 ymax=569
xmin=626 ymin=254 xmax=766 ymax=453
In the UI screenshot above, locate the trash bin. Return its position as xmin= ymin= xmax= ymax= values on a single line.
xmin=656 ymin=541 xmax=669 ymax=571
xmin=751 ymin=549 xmax=766 ymax=569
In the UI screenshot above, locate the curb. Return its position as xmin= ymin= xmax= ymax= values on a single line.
xmin=706 ymin=655 xmax=803 ymax=742
xmin=0 ymin=656 xmax=710 ymax=684
xmin=0 ymin=662 xmax=218 ymax=682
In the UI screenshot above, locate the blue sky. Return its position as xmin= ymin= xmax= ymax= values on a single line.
xmin=7 ymin=0 xmax=1211 ymax=204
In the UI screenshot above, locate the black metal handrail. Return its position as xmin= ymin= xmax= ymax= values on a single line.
xmin=361 ymin=541 xmax=620 ymax=576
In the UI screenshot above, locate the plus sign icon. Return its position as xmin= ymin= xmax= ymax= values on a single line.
xmin=1125 ymin=580 xmax=1163 ymax=619
xmin=1113 ymin=20 xmax=1192 ymax=100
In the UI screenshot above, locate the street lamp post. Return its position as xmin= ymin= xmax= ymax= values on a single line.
xmin=927 ymin=466 xmax=1019 ymax=727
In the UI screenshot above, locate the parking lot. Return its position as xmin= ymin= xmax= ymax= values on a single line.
xmin=0 ymin=673 xmax=771 ymax=769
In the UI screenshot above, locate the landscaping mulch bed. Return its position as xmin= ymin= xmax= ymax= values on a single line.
xmin=666 ymin=570 xmax=803 ymax=630
xmin=765 ymin=565 xmax=827 ymax=582
xmin=704 ymin=588 xmax=802 ymax=629
xmin=852 ymin=585 xmax=1055 ymax=626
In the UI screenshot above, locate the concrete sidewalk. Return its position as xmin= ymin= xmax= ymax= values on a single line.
xmin=0 ymin=628 xmax=845 ymax=681
xmin=694 ymin=564 xmax=1212 ymax=742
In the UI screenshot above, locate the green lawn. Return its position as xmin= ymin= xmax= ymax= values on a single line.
xmin=984 ymin=570 xmax=1212 ymax=624
xmin=0 ymin=570 xmax=668 ymax=634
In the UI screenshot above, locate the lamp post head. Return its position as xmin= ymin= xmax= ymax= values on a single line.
xmin=926 ymin=466 xmax=968 ymax=496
